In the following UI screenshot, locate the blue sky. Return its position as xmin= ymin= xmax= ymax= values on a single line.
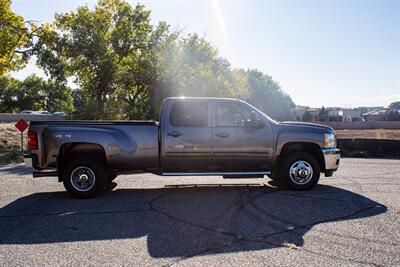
xmin=10 ymin=0 xmax=400 ymax=108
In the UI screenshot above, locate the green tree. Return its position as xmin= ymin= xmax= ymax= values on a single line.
xmin=37 ymin=78 xmax=74 ymax=113
xmin=245 ymin=69 xmax=294 ymax=121
xmin=71 ymin=89 xmax=87 ymax=119
xmin=0 ymin=75 xmax=21 ymax=112
xmin=36 ymin=0 xmax=166 ymax=119
xmin=33 ymin=0 xmax=295 ymax=120
xmin=0 ymin=0 xmax=39 ymax=74
xmin=116 ymin=20 xmax=172 ymax=120
xmin=0 ymin=74 xmax=73 ymax=113
xmin=151 ymin=34 xmax=249 ymax=117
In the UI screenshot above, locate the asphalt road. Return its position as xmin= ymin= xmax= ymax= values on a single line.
xmin=0 ymin=158 xmax=399 ymax=266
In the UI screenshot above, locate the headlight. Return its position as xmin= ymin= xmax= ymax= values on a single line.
xmin=324 ymin=133 xmax=336 ymax=148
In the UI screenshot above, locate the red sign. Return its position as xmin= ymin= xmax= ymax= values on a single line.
xmin=15 ymin=119 xmax=29 ymax=132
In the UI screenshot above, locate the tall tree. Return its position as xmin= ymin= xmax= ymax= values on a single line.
xmin=33 ymin=0 xmax=295 ymax=120
xmin=0 ymin=74 xmax=73 ymax=113
xmin=0 ymin=0 xmax=39 ymax=74
xmin=116 ymin=20 xmax=171 ymax=120
xmin=151 ymin=34 xmax=249 ymax=117
xmin=245 ymin=69 xmax=294 ymax=121
xmin=36 ymin=0 xmax=165 ymax=119
xmin=20 ymin=75 xmax=74 ymax=114
xmin=0 ymin=75 xmax=20 ymax=112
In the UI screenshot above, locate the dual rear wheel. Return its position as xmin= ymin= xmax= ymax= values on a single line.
xmin=62 ymin=159 xmax=108 ymax=198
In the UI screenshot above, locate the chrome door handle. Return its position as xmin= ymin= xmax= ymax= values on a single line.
xmin=215 ymin=132 xmax=230 ymax=138
xmin=167 ymin=131 xmax=182 ymax=137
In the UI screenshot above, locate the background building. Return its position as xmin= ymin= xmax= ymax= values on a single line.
xmin=342 ymin=109 xmax=362 ymax=122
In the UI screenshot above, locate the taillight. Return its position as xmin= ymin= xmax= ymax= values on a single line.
xmin=28 ymin=130 xmax=38 ymax=150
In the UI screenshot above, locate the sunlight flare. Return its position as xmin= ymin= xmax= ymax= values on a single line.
xmin=210 ymin=0 xmax=228 ymax=37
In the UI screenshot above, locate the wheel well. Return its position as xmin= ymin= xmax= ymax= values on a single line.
xmin=276 ymin=142 xmax=325 ymax=172
xmin=57 ymin=143 xmax=107 ymax=182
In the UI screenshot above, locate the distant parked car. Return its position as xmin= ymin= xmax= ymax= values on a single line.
xmin=53 ymin=112 xmax=66 ymax=116
xmin=36 ymin=111 xmax=51 ymax=115
xmin=20 ymin=110 xmax=35 ymax=114
xmin=19 ymin=110 xmax=52 ymax=115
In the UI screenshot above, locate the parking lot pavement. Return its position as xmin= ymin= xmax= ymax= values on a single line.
xmin=0 ymin=158 xmax=399 ymax=266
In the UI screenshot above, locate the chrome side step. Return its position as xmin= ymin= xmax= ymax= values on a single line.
xmin=162 ymin=171 xmax=270 ymax=177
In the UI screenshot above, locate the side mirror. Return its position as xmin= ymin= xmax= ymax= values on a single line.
xmin=250 ymin=111 xmax=264 ymax=128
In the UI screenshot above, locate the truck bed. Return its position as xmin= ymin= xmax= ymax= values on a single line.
xmin=29 ymin=120 xmax=160 ymax=171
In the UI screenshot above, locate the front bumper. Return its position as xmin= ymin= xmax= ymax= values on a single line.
xmin=321 ymin=148 xmax=341 ymax=171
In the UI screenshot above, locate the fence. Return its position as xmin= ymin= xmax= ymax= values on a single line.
xmin=0 ymin=113 xmax=65 ymax=123
xmin=317 ymin=121 xmax=400 ymax=130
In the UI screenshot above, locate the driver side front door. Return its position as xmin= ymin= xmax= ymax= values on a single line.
xmin=212 ymin=101 xmax=273 ymax=171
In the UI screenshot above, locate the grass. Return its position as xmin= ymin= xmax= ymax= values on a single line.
xmin=0 ymin=123 xmax=25 ymax=164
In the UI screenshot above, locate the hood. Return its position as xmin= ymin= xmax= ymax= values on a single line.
xmin=277 ymin=121 xmax=335 ymax=134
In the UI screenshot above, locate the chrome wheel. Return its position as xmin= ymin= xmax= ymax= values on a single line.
xmin=70 ymin=166 xmax=96 ymax=192
xmin=289 ymin=160 xmax=313 ymax=185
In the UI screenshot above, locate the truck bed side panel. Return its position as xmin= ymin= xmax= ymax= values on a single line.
xmin=30 ymin=122 xmax=159 ymax=171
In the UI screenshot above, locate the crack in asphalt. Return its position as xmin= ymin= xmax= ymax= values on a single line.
xmin=277 ymin=192 xmax=362 ymax=203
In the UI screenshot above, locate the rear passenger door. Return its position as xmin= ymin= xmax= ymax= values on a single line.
xmin=162 ymin=100 xmax=212 ymax=172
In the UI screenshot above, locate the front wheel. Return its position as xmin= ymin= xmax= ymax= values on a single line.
xmin=62 ymin=158 xmax=107 ymax=198
xmin=280 ymin=152 xmax=320 ymax=190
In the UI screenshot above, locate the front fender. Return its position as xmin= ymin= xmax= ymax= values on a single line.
xmin=275 ymin=132 xmax=325 ymax=157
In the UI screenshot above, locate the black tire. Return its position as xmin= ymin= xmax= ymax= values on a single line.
xmin=62 ymin=158 xmax=107 ymax=198
xmin=108 ymin=171 xmax=118 ymax=182
xmin=267 ymin=173 xmax=279 ymax=181
xmin=279 ymin=152 xmax=320 ymax=190
xmin=267 ymin=165 xmax=281 ymax=181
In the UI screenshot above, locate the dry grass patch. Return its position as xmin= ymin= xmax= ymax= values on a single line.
xmin=0 ymin=123 xmax=26 ymax=163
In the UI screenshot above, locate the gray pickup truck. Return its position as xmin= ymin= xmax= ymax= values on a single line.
xmin=25 ymin=97 xmax=340 ymax=197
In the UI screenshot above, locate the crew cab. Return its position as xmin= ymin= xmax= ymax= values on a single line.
xmin=24 ymin=97 xmax=340 ymax=198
